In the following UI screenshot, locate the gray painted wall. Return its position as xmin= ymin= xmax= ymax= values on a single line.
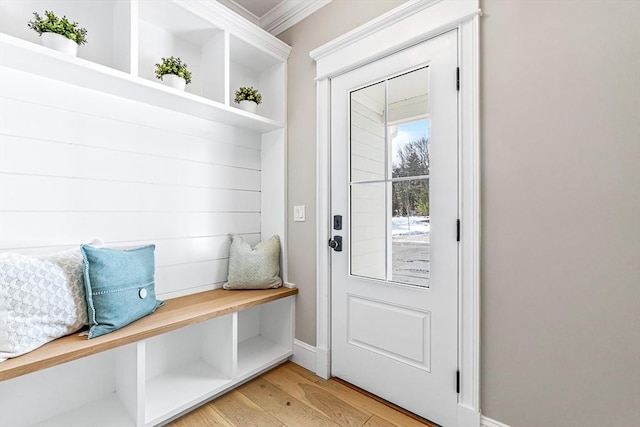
xmin=480 ymin=1 xmax=639 ymax=425
xmin=278 ymin=0 xmax=640 ymax=425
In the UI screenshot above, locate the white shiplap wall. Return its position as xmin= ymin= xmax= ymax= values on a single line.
xmin=0 ymin=66 xmax=263 ymax=298
xmin=349 ymin=98 xmax=385 ymax=279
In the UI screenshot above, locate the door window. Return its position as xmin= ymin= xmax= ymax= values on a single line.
xmin=349 ymin=67 xmax=431 ymax=287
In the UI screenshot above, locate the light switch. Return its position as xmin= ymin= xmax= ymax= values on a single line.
xmin=293 ymin=205 xmax=306 ymax=222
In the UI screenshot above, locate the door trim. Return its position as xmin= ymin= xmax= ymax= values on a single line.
xmin=310 ymin=1 xmax=481 ymax=426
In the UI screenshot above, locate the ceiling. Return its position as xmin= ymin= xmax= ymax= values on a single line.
xmin=220 ymin=0 xmax=332 ymax=35
xmin=233 ymin=0 xmax=286 ymax=18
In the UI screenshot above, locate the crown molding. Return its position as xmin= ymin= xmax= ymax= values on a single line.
xmin=262 ymin=0 xmax=332 ymax=35
xmin=218 ymin=0 xmax=331 ymax=36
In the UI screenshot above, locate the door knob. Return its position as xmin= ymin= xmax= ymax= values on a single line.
xmin=328 ymin=236 xmax=342 ymax=252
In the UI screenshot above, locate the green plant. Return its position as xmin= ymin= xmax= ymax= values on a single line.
xmin=27 ymin=11 xmax=87 ymax=45
xmin=154 ymin=56 xmax=192 ymax=84
xmin=234 ymin=87 xmax=262 ymax=105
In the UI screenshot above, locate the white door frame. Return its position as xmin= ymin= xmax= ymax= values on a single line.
xmin=310 ymin=1 xmax=481 ymax=426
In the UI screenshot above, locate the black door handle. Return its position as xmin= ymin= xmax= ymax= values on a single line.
xmin=328 ymin=236 xmax=342 ymax=252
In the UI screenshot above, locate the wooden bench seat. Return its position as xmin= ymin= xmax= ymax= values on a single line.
xmin=0 ymin=287 xmax=298 ymax=381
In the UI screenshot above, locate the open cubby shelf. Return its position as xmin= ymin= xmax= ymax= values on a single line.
xmin=0 ymin=288 xmax=297 ymax=427
xmin=0 ymin=0 xmax=290 ymax=131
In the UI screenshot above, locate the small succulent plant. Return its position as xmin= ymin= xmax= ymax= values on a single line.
xmin=154 ymin=56 xmax=192 ymax=84
xmin=28 ymin=10 xmax=88 ymax=45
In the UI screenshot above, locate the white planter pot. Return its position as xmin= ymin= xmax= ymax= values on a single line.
xmin=41 ymin=32 xmax=78 ymax=56
xmin=161 ymin=74 xmax=187 ymax=91
xmin=238 ymin=100 xmax=257 ymax=114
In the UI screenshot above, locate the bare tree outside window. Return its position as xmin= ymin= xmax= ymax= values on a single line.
xmin=391 ymin=136 xmax=430 ymax=286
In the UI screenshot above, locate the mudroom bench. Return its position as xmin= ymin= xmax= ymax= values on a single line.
xmin=0 ymin=287 xmax=297 ymax=427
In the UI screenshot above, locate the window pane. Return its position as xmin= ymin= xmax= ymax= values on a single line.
xmin=350 ymin=81 xmax=386 ymax=182
xmin=392 ymin=179 xmax=430 ymax=287
xmin=351 ymin=182 xmax=386 ymax=281
xmin=388 ymin=67 xmax=430 ymax=179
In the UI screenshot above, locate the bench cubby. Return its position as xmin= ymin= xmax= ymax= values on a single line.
xmin=0 ymin=288 xmax=297 ymax=427
xmin=1 ymin=345 xmax=138 ymax=427
xmin=237 ymin=296 xmax=294 ymax=379
xmin=143 ymin=315 xmax=235 ymax=425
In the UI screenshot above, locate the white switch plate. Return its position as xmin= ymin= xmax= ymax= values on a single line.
xmin=293 ymin=205 xmax=306 ymax=222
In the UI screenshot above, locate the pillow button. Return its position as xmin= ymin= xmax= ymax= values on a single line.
xmin=138 ymin=288 xmax=147 ymax=299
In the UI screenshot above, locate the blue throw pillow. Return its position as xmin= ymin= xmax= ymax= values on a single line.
xmin=81 ymin=244 xmax=164 ymax=339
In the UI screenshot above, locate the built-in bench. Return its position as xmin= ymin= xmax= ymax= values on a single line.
xmin=0 ymin=287 xmax=298 ymax=426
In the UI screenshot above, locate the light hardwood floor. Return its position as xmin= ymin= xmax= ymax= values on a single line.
xmin=168 ymin=362 xmax=437 ymax=427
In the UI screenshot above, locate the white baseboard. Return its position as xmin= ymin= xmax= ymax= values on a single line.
xmin=291 ymin=340 xmax=330 ymax=380
xmin=481 ymin=415 xmax=511 ymax=427
xmin=291 ymin=339 xmax=316 ymax=372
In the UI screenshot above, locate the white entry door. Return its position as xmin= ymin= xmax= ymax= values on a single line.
xmin=330 ymin=30 xmax=459 ymax=426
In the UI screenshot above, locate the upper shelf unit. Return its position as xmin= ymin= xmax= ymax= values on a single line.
xmin=0 ymin=0 xmax=290 ymax=132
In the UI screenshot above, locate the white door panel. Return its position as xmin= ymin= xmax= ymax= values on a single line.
xmin=331 ymin=30 xmax=459 ymax=426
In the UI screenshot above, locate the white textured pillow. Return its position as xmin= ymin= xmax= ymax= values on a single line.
xmin=0 ymin=249 xmax=88 ymax=362
xmin=224 ymin=234 xmax=282 ymax=290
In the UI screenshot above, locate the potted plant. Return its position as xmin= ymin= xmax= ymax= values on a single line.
xmin=27 ymin=11 xmax=87 ymax=57
xmin=234 ymin=87 xmax=262 ymax=113
xmin=154 ymin=56 xmax=192 ymax=91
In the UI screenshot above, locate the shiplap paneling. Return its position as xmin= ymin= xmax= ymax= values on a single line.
xmin=0 ymin=135 xmax=260 ymax=191
xmin=0 ymin=67 xmax=264 ymax=298
xmin=0 ymin=98 xmax=262 ymax=171
xmin=0 ymin=210 xmax=260 ymax=249
xmin=155 ymin=259 xmax=229 ymax=296
xmin=0 ymin=175 xmax=260 ymax=212
xmin=349 ymin=99 xmax=386 ymax=280
xmin=350 ymin=100 xmax=385 ymax=182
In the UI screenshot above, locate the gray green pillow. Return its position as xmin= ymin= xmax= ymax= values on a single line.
xmin=81 ymin=245 xmax=163 ymax=338
xmin=224 ymin=234 xmax=282 ymax=289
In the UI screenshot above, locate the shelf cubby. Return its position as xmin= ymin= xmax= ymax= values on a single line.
xmin=0 ymin=0 xmax=290 ymax=132
xmin=237 ymin=296 xmax=294 ymax=379
xmin=0 ymin=345 xmax=138 ymax=427
xmin=229 ymin=34 xmax=285 ymax=123
xmin=0 ymin=34 xmax=283 ymax=133
xmin=0 ymin=0 xmax=134 ymax=73
xmin=144 ymin=315 xmax=234 ymax=425
xmin=137 ymin=0 xmax=226 ymax=103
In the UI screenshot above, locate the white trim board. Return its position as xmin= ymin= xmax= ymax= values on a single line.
xmin=310 ymin=0 xmax=481 ymax=426
xmin=481 ymin=416 xmax=512 ymax=427
xmin=310 ymin=0 xmax=482 ymax=79
xmin=291 ymin=339 xmax=317 ymax=372
xmin=290 ymin=340 xmax=332 ymax=382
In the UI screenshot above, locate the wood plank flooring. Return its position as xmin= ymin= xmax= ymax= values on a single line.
xmin=168 ymin=362 xmax=437 ymax=427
